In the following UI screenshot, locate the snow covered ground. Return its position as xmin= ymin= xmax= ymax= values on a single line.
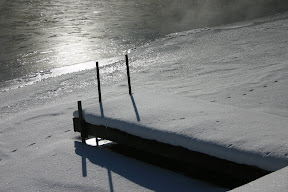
xmin=1 ymin=11 xmax=288 ymax=191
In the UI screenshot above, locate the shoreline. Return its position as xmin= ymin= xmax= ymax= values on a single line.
xmin=2 ymin=10 xmax=288 ymax=90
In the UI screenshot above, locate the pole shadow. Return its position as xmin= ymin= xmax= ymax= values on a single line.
xmin=76 ymin=141 xmax=114 ymax=191
xmin=100 ymin=102 xmax=104 ymax=118
xmin=82 ymin=156 xmax=87 ymax=177
xmin=130 ymin=95 xmax=140 ymax=122
xmin=107 ymin=169 xmax=114 ymax=192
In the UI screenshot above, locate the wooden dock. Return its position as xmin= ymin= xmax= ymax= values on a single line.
xmin=73 ymin=116 xmax=270 ymax=189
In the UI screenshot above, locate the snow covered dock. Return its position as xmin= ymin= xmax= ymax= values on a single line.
xmin=73 ymin=90 xmax=288 ymax=184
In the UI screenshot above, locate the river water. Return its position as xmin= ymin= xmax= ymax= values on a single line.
xmin=1 ymin=0 xmax=288 ymax=86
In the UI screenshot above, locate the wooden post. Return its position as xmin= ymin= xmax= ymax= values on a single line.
xmin=125 ymin=54 xmax=132 ymax=95
xmin=96 ymin=62 xmax=102 ymax=103
xmin=78 ymin=101 xmax=87 ymax=143
xmin=96 ymin=137 xmax=99 ymax=146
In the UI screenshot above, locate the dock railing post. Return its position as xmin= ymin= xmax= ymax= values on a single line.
xmin=96 ymin=62 xmax=102 ymax=103
xmin=125 ymin=54 xmax=132 ymax=95
xmin=95 ymin=62 xmax=102 ymax=146
xmin=78 ymin=101 xmax=87 ymax=144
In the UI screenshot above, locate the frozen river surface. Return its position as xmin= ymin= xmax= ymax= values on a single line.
xmin=1 ymin=0 xmax=288 ymax=85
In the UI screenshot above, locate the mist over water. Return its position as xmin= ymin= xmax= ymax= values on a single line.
xmin=1 ymin=0 xmax=288 ymax=85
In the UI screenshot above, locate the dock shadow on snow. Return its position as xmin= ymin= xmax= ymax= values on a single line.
xmin=74 ymin=141 xmax=225 ymax=192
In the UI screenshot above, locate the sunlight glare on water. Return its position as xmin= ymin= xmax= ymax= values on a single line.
xmin=1 ymin=0 xmax=288 ymax=85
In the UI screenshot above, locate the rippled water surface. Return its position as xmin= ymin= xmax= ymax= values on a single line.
xmin=1 ymin=0 xmax=288 ymax=84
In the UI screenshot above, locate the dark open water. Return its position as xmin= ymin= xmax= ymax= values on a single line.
xmin=1 ymin=0 xmax=288 ymax=85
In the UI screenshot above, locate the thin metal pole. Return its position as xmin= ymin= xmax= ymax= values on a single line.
xmin=78 ymin=101 xmax=86 ymax=144
xmin=96 ymin=62 xmax=102 ymax=102
xmin=125 ymin=54 xmax=132 ymax=95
